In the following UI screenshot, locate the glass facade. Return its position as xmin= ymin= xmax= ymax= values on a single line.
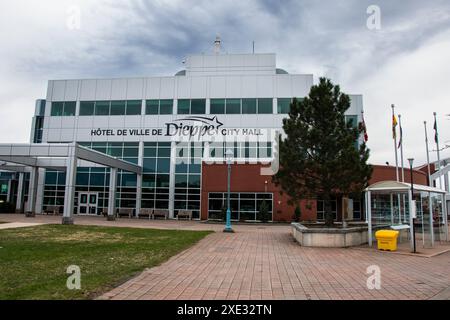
xmin=142 ymin=142 xmax=171 ymax=211
xmin=79 ymin=101 xmax=142 ymax=116
xmin=210 ymin=98 xmax=273 ymax=114
xmin=178 ymin=99 xmax=206 ymax=114
xmin=208 ymin=141 xmax=272 ymax=160
xmin=174 ymin=142 xmax=203 ymax=219
xmin=51 ymin=101 xmax=76 ymax=116
xmin=208 ymin=192 xmax=273 ymax=221
xmin=145 ymin=100 xmax=173 ymax=115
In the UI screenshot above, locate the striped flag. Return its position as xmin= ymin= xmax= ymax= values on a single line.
xmin=397 ymin=121 xmax=402 ymax=149
xmin=392 ymin=115 xmax=398 ymax=139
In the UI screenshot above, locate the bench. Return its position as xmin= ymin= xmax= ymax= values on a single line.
xmin=117 ymin=208 xmax=134 ymax=219
xmin=177 ymin=210 xmax=192 ymax=220
xmin=152 ymin=209 xmax=169 ymax=220
xmin=138 ymin=208 xmax=153 ymax=219
xmin=44 ymin=205 xmax=61 ymax=216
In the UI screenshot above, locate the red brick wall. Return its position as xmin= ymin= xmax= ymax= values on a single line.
xmin=201 ymin=163 xmax=429 ymax=222
xmin=369 ymin=165 xmax=427 ymax=185
xmin=201 ymin=163 xmax=316 ymax=222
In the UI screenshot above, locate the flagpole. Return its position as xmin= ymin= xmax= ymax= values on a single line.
xmin=398 ymin=114 xmax=405 ymax=182
xmin=424 ymin=121 xmax=432 ymax=187
xmin=392 ymin=105 xmax=399 ymax=182
xmin=433 ymin=112 xmax=443 ymax=189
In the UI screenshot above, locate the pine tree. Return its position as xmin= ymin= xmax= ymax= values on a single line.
xmin=273 ymin=78 xmax=372 ymax=227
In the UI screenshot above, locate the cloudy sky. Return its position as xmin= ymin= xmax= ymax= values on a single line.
xmin=0 ymin=0 xmax=449 ymax=166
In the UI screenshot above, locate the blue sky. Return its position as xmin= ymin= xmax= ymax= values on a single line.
xmin=0 ymin=0 xmax=449 ymax=165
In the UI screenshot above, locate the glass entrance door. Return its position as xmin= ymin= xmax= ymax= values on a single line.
xmin=78 ymin=192 xmax=98 ymax=215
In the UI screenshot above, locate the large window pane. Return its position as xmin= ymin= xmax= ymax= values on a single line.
xmin=242 ymin=99 xmax=257 ymax=114
xmin=210 ymin=99 xmax=225 ymax=114
xmin=226 ymin=99 xmax=241 ymax=114
xmin=258 ymin=98 xmax=273 ymax=114
xmin=63 ymin=102 xmax=76 ymax=116
xmin=191 ymin=99 xmax=206 ymax=114
xmin=146 ymin=100 xmax=159 ymax=115
xmin=143 ymin=159 xmax=156 ymax=173
xmin=277 ymin=98 xmax=291 ymax=114
xmin=80 ymin=101 xmax=95 ymax=116
xmin=110 ymin=101 xmax=126 ymax=115
xmin=95 ymin=101 xmax=110 ymax=115
xmin=178 ymin=99 xmax=190 ymax=114
xmin=159 ymin=100 xmax=173 ymax=115
xmin=156 ymin=159 xmax=170 ymax=173
xmin=126 ymin=100 xmax=142 ymax=115
xmin=51 ymin=102 xmax=64 ymax=116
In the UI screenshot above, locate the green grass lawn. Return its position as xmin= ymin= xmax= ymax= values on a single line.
xmin=0 ymin=224 xmax=211 ymax=300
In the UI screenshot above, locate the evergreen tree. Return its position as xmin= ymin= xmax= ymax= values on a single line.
xmin=273 ymin=78 xmax=372 ymax=227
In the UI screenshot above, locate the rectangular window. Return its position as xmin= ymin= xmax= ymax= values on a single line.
xmin=210 ymin=99 xmax=225 ymax=114
xmin=110 ymin=101 xmax=126 ymax=115
xmin=63 ymin=102 xmax=76 ymax=116
xmin=226 ymin=99 xmax=241 ymax=114
xmin=51 ymin=102 xmax=64 ymax=116
xmin=191 ymin=99 xmax=206 ymax=114
xmin=126 ymin=100 xmax=142 ymax=115
xmin=178 ymin=99 xmax=190 ymax=114
xmin=95 ymin=101 xmax=110 ymax=115
xmin=159 ymin=100 xmax=173 ymax=115
xmin=257 ymin=98 xmax=273 ymax=114
xmin=146 ymin=100 xmax=159 ymax=115
xmin=277 ymin=98 xmax=291 ymax=114
xmin=242 ymin=99 xmax=257 ymax=114
xmin=80 ymin=101 xmax=95 ymax=116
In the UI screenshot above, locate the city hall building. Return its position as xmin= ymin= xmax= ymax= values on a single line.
xmin=0 ymin=49 xmax=366 ymax=223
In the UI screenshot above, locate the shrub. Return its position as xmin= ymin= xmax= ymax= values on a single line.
xmin=258 ymin=200 xmax=271 ymax=223
xmin=0 ymin=201 xmax=16 ymax=213
xmin=293 ymin=206 xmax=301 ymax=222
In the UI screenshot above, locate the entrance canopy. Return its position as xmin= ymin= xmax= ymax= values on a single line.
xmin=0 ymin=143 xmax=142 ymax=224
xmin=365 ymin=180 xmax=448 ymax=251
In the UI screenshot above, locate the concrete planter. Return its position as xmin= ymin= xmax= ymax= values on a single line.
xmin=291 ymin=222 xmax=369 ymax=248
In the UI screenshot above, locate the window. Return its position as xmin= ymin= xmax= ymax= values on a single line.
xmin=159 ymin=100 xmax=173 ymax=115
xmin=277 ymin=98 xmax=291 ymax=114
xmin=80 ymin=101 xmax=95 ymax=116
xmin=257 ymin=98 xmax=273 ymax=114
xmin=317 ymin=200 xmax=338 ymax=220
xmin=126 ymin=100 xmax=142 ymax=115
xmin=226 ymin=99 xmax=241 ymax=114
xmin=63 ymin=102 xmax=76 ymax=116
xmin=242 ymin=99 xmax=257 ymax=114
xmin=178 ymin=99 xmax=190 ymax=114
xmin=208 ymin=192 xmax=273 ymax=221
xmin=191 ymin=99 xmax=206 ymax=114
xmin=346 ymin=115 xmax=358 ymax=128
xmin=110 ymin=101 xmax=126 ymax=115
xmin=146 ymin=100 xmax=173 ymax=115
xmin=177 ymin=99 xmax=206 ymax=114
xmin=95 ymin=101 xmax=110 ymax=115
xmin=51 ymin=102 xmax=75 ymax=116
xmin=210 ymin=99 xmax=225 ymax=114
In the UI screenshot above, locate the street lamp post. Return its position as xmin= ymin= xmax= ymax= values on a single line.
xmin=224 ymin=149 xmax=234 ymax=233
xmin=408 ymin=158 xmax=416 ymax=253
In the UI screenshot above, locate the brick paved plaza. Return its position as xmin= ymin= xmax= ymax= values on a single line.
xmin=1 ymin=214 xmax=449 ymax=300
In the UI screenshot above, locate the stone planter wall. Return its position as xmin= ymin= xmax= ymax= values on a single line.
xmin=291 ymin=222 xmax=369 ymax=248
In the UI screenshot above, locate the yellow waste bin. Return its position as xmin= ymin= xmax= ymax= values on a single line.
xmin=375 ymin=230 xmax=399 ymax=251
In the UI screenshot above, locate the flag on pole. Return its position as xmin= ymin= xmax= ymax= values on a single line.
xmin=361 ymin=112 xmax=368 ymax=142
xmin=397 ymin=120 xmax=402 ymax=149
xmin=392 ymin=115 xmax=398 ymax=139
xmin=433 ymin=117 xmax=439 ymax=143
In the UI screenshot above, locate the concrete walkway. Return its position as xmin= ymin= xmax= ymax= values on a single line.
xmin=0 ymin=222 xmax=45 ymax=230
xmin=1 ymin=214 xmax=449 ymax=300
